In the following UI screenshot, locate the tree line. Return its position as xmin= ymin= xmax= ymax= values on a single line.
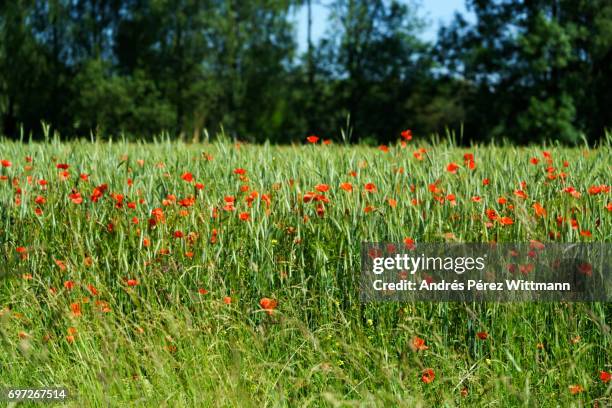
xmin=1 ymin=0 xmax=610 ymax=144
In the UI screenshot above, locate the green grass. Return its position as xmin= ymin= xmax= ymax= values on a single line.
xmin=0 ymin=137 xmax=610 ymax=407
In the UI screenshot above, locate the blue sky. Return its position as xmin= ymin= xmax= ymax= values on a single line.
xmin=295 ymin=0 xmax=472 ymax=52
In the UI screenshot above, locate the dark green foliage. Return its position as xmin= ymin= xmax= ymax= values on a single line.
xmin=0 ymin=0 xmax=610 ymax=143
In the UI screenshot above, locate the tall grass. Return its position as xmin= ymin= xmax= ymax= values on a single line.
xmin=0 ymin=138 xmax=610 ymax=406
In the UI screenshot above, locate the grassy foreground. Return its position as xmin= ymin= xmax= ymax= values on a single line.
xmin=0 ymin=137 xmax=610 ymax=407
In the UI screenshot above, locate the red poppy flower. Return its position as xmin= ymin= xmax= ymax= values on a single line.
xmin=306 ymin=135 xmax=319 ymax=144
xmin=239 ymin=212 xmax=250 ymax=221
xmin=401 ymin=129 xmax=412 ymax=141
xmin=514 ymin=190 xmax=528 ymax=199
xmin=126 ymin=279 xmax=138 ymax=287
xmin=259 ymin=297 xmax=278 ymax=315
xmin=568 ymin=384 xmax=583 ymax=395
xmin=499 ymin=217 xmax=514 ymax=226
xmin=316 ymin=204 xmax=325 ymax=217
xmin=485 ymin=209 xmax=497 ymax=221
xmin=223 ymin=296 xmax=232 ymax=304
xmin=533 ymin=202 xmax=546 ymax=217
xmin=446 ymin=162 xmax=460 ymax=174
xmin=387 ymin=198 xmax=397 ymax=208
xmin=87 ymin=284 xmax=98 ymax=296
xmin=64 ymin=280 xmax=75 ymax=290
xmin=16 ymin=246 xmax=27 ymax=254
xmin=70 ymin=302 xmax=82 ymax=317
xmin=198 ymin=288 xmax=209 ymax=295
xmin=315 ymin=184 xmax=330 ymax=192
xmin=600 ymin=370 xmax=611 ymax=383
xmin=56 ymin=163 xmax=69 ymax=170
xmin=412 ymin=336 xmax=428 ymax=351
xmin=476 ymin=331 xmax=488 ymax=340
xmin=174 ymin=230 xmax=184 ymax=238
xmin=378 ymin=145 xmax=389 ymax=153
xmin=421 ymin=368 xmax=435 ymax=384
xmin=181 ymin=172 xmax=194 ymax=182
xmin=233 ymin=168 xmax=246 ymax=175
xmin=69 ymin=192 xmax=83 ymax=204
xmin=179 ymin=197 xmax=196 ymax=207
xmin=403 ymin=237 xmax=416 ymax=250
xmin=1 ymin=159 xmax=11 ymax=167
xmin=364 ymin=183 xmax=377 ymax=193
xmin=482 ymin=178 xmax=490 ymax=186
xmin=563 ymin=186 xmax=581 ymax=198
xmin=340 ymin=182 xmax=353 ymax=192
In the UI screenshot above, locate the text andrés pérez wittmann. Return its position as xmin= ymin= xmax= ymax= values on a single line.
xmin=370 ymin=253 xmax=564 ymax=292
xmin=360 ymin=243 xmax=610 ymax=302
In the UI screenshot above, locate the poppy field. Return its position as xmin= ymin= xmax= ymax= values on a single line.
xmin=0 ymin=135 xmax=611 ymax=406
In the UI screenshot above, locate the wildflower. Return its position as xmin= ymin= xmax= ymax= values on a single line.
xmin=198 ymin=288 xmax=209 ymax=295
xmin=87 ymin=284 xmax=98 ymax=296
xmin=388 ymin=198 xmax=397 ymax=208
xmin=499 ymin=217 xmax=513 ymax=226
xmin=223 ymin=296 xmax=232 ymax=305
xmin=1 ymin=159 xmax=11 ymax=167
xmin=259 ymin=297 xmax=278 ymax=315
xmin=600 ymin=371 xmax=611 ymax=383
xmin=181 ymin=172 xmax=194 ymax=182
xmin=533 ymin=202 xmax=546 ymax=217
xmin=315 ymin=184 xmax=330 ymax=192
xmin=485 ymin=209 xmax=497 ymax=221
xmin=568 ymin=384 xmax=583 ymax=395
xmin=233 ymin=168 xmax=246 ymax=175
xmin=403 ymin=237 xmax=416 ymax=250
xmin=64 ymin=280 xmax=75 ymax=290
xmin=400 ymin=129 xmax=412 ymax=141
xmin=421 ymin=369 xmax=435 ymax=384
xmin=476 ymin=331 xmax=488 ymax=340
xmin=364 ymin=183 xmax=377 ymax=193
xmin=126 ymin=279 xmax=138 ymax=287
xmin=514 ymin=190 xmax=528 ymax=199
xmin=411 ymin=336 xmax=428 ymax=351
xmin=446 ymin=162 xmax=460 ymax=174
xmin=69 ymin=192 xmax=83 ymax=204
xmin=339 ymin=182 xmax=353 ymax=192
xmin=239 ymin=212 xmax=250 ymax=221
xmin=306 ymin=135 xmax=319 ymax=144
xmin=316 ymin=204 xmax=326 ymax=217
xmin=70 ymin=302 xmax=82 ymax=317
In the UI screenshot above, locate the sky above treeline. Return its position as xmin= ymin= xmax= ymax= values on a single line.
xmin=294 ymin=0 xmax=473 ymax=51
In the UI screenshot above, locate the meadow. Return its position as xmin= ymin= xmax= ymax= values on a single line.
xmin=0 ymin=134 xmax=610 ymax=407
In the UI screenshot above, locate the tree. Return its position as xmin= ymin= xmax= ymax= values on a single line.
xmin=437 ymin=0 xmax=612 ymax=143
xmin=318 ymin=0 xmax=428 ymax=142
